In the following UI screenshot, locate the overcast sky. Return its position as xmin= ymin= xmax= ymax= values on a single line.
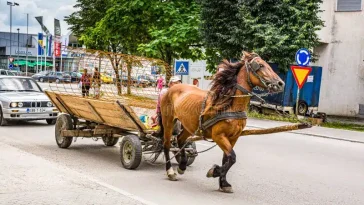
xmin=0 ymin=0 xmax=77 ymax=36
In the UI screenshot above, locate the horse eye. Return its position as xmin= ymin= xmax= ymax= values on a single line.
xmin=260 ymin=64 xmax=264 ymax=68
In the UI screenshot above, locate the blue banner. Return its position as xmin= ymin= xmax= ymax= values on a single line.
xmin=37 ymin=33 xmax=44 ymax=55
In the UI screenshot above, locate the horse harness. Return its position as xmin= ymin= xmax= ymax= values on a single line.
xmin=193 ymin=57 xmax=269 ymax=141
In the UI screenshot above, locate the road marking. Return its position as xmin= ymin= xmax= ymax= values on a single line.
xmin=2 ymin=142 xmax=158 ymax=205
xmin=84 ymin=176 xmax=159 ymax=205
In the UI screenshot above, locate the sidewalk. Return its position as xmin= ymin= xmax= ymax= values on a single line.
xmin=246 ymin=118 xmax=364 ymax=144
xmin=0 ymin=142 xmax=152 ymax=205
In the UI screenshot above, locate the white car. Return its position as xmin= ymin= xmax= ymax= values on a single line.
xmin=0 ymin=76 xmax=58 ymax=126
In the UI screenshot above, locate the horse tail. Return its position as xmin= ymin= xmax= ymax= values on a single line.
xmin=157 ymin=112 xmax=164 ymax=138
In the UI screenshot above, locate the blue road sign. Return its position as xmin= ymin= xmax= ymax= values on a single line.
xmin=175 ymin=61 xmax=189 ymax=75
xmin=295 ymin=48 xmax=311 ymax=66
xmin=8 ymin=64 xmax=13 ymax=69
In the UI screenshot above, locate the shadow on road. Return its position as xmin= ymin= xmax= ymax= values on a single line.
xmin=4 ymin=120 xmax=52 ymax=127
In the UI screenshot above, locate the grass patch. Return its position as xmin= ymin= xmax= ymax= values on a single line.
xmin=248 ymin=111 xmax=364 ymax=132
xmin=247 ymin=111 xmax=307 ymax=123
xmin=321 ymin=121 xmax=364 ymax=132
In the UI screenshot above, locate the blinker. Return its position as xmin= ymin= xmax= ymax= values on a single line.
xmin=250 ymin=61 xmax=260 ymax=71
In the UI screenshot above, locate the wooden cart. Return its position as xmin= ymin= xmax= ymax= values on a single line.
xmin=45 ymin=91 xmax=197 ymax=169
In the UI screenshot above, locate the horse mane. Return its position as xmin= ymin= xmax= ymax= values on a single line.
xmin=210 ymin=59 xmax=244 ymax=111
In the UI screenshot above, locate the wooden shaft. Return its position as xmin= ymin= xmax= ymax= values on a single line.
xmin=187 ymin=123 xmax=311 ymax=142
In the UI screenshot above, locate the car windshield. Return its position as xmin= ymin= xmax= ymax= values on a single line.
xmin=0 ymin=78 xmax=42 ymax=92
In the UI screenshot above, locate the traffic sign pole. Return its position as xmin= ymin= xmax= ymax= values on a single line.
xmin=293 ymin=48 xmax=312 ymax=116
xmin=296 ymin=88 xmax=300 ymax=116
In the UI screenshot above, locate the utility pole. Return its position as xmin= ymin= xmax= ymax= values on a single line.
xmin=6 ymin=1 xmax=19 ymax=61
xmin=26 ymin=13 xmax=28 ymax=76
xmin=17 ymin=28 xmax=20 ymax=64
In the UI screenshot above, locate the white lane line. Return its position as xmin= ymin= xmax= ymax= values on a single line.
xmin=84 ymin=176 xmax=159 ymax=205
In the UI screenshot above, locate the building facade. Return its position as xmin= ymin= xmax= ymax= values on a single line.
xmin=313 ymin=0 xmax=364 ymax=117
xmin=0 ymin=31 xmax=81 ymax=73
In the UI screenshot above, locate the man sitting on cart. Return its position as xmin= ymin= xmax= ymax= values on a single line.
xmin=151 ymin=76 xmax=181 ymax=133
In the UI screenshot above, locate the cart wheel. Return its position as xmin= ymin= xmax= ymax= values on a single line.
xmin=174 ymin=142 xmax=197 ymax=166
xmin=120 ymin=135 xmax=142 ymax=169
xmin=55 ymin=114 xmax=73 ymax=148
xmin=102 ymin=136 xmax=119 ymax=146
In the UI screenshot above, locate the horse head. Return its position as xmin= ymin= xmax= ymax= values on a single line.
xmin=240 ymin=51 xmax=285 ymax=93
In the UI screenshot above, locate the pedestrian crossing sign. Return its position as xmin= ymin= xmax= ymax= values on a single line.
xmin=175 ymin=61 xmax=189 ymax=75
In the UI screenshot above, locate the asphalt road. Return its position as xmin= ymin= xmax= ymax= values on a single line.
xmin=1 ymin=119 xmax=363 ymax=205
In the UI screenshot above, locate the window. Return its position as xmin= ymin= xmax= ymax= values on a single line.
xmin=337 ymin=0 xmax=362 ymax=11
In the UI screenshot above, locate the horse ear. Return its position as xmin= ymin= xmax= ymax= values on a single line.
xmin=241 ymin=51 xmax=251 ymax=61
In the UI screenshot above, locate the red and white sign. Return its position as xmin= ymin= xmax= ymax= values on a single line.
xmin=55 ymin=42 xmax=61 ymax=57
xmin=291 ymin=66 xmax=312 ymax=89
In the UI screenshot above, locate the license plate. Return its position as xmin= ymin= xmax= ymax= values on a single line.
xmin=26 ymin=108 xmax=45 ymax=113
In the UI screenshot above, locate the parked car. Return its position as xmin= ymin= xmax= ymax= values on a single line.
xmin=31 ymin=71 xmax=50 ymax=81
xmin=9 ymin=71 xmax=23 ymax=76
xmin=0 ymin=76 xmax=58 ymax=125
xmin=38 ymin=72 xmax=71 ymax=83
xmin=0 ymin=69 xmax=15 ymax=76
xmin=64 ymin=71 xmax=82 ymax=83
xmin=101 ymin=73 xmax=113 ymax=84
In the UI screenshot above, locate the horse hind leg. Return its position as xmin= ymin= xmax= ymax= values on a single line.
xmin=176 ymin=129 xmax=191 ymax=175
xmin=163 ymin=115 xmax=177 ymax=181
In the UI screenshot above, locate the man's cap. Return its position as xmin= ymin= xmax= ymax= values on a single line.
xmin=169 ymin=76 xmax=181 ymax=84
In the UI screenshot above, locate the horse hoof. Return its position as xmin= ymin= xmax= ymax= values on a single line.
xmin=219 ymin=186 xmax=234 ymax=193
xmin=206 ymin=164 xmax=218 ymax=178
xmin=167 ymin=168 xmax=178 ymax=181
xmin=168 ymin=173 xmax=178 ymax=181
xmin=177 ymin=167 xmax=185 ymax=175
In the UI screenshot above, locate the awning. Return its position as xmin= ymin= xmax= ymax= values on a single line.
xmin=34 ymin=61 xmax=53 ymax=66
xmin=13 ymin=60 xmax=36 ymax=67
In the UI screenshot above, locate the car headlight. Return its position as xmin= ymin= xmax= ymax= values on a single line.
xmin=10 ymin=102 xmax=17 ymax=108
xmin=18 ymin=102 xmax=23 ymax=108
xmin=47 ymin=102 xmax=53 ymax=107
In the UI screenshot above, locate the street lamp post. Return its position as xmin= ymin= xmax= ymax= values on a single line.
xmin=6 ymin=1 xmax=19 ymax=61
xmin=17 ymin=28 xmax=20 ymax=65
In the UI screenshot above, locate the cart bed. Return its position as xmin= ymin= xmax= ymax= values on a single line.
xmin=45 ymin=91 xmax=149 ymax=132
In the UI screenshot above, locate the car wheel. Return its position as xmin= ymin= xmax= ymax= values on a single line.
xmin=0 ymin=108 xmax=8 ymax=126
xmin=46 ymin=119 xmax=56 ymax=125
xmin=39 ymin=78 xmax=44 ymax=82
xmin=56 ymin=79 xmax=60 ymax=84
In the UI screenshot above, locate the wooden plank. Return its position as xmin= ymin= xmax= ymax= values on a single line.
xmin=86 ymin=102 xmax=105 ymax=123
xmin=94 ymin=125 xmax=122 ymax=135
xmin=116 ymin=100 xmax=147 ymax=133
xmin=61 ymin=130 xmax=93 ymax=137
xmin=55 ymin=94 xmax=75 ymax=116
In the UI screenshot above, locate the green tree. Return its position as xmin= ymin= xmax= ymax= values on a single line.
xmin=137 ymin=0 xmax=203 ymax=81
xmin=199 ymin=0 xmax=324 ymax=73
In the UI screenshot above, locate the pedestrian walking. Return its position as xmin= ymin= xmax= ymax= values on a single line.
xmin=80 ymin=69 xmax=91 ymax=97
xmin=156 ymin=75 xmax=164 ymax=93
xmin=92 ymin=67 xmax=101 ymax=99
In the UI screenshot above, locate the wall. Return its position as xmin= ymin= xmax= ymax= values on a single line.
xmin=175 ymin=59 xmax=213 ymax=90
xmin=313 ymin=0 xmax=364 ymax=117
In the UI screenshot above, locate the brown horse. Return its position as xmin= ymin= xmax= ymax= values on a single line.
xmin=159 ymin=51 xmax=285 ymax=193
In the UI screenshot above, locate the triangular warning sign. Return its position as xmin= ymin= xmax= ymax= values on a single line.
xmin=291 ymin=66 xmax=312 ymax=89
xmin=177 ymin=63 xmax=187 ymax=73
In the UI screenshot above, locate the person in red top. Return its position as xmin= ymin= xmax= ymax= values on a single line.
xmin=80 ymin=69 xmax=91 ymax=97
